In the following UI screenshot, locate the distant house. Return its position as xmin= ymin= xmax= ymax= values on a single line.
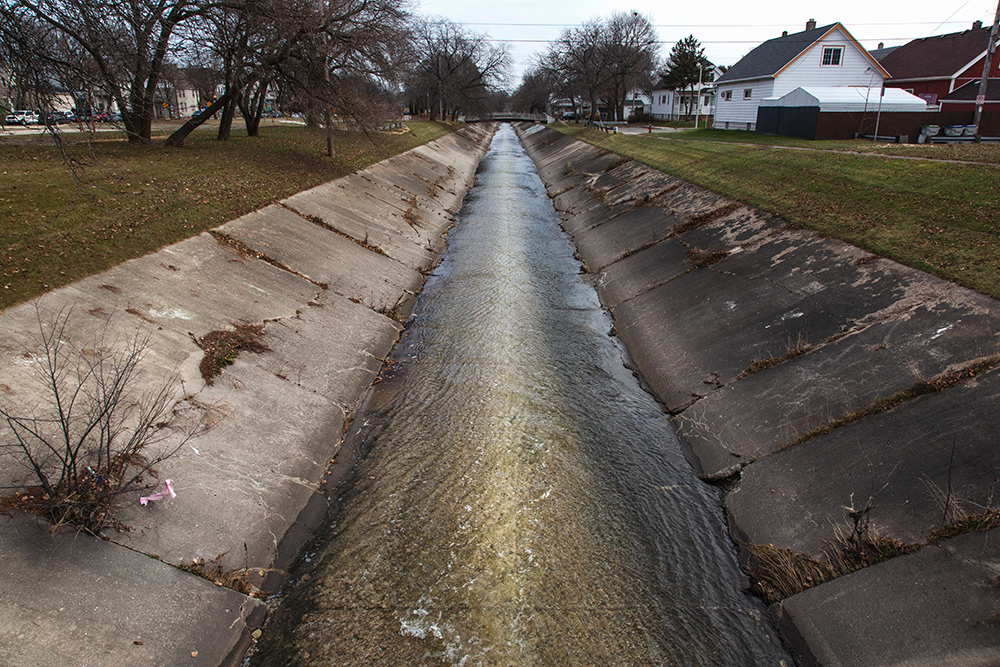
xmin=623 ymin=89 xmax=652 ymax=120
xmin=877 ymin=22 xmax=1000 ymax=107
xmin=714 ymin=19 xmax=888 ymax=131
xmin=650 ymin=66 xmax=723 ymax=121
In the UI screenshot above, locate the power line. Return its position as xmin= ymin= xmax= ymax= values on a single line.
xmin=482 ymin=37 xmax=940 ymax=45
xmin=460 ymin=20 xmax=978 ymax=29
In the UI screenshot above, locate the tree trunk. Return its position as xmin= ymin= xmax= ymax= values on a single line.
xmin=325 ymin=109 xmax=335 ymax=157
xmin=217 ymin=96 xmax=237 ymax=141
xmin=164 ymin=90 xmax=235 ymax=148
xmin=249 ymin=92 xmax=266 ymax=136
xmin=240 ymin=81 xmax=268 ymax=137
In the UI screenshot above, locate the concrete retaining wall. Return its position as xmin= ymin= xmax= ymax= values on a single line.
xmin=515 ymin=122 xmax=1000 ymax=666
xmin=0 ymin=124 xmax=495 ymax=666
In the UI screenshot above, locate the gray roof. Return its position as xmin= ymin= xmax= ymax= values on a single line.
xmin=868 ymin=45 xmax=900 ymax=62
xmin=716 ymin=24 xmax=837 ymax=84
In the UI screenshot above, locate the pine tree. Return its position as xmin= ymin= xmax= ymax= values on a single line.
xmin=663 ymin=35 xmax=713 ymax=120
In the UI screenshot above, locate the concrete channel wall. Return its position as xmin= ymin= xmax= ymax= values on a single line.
xmin=0 ymin=124 xmax=495 ymax=667
xmin=515 ymin=122 xmax=1000 ymax=666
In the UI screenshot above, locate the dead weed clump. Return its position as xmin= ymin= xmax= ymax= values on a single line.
xmin=196 ymin=323 xmax=270 ymax=385
xmin=178 ymin=549 xmax=274 ymax=598
xmin=737 ymin=335 xmax=815 ymax=380
xmin=746 ymin=498 xmax=918 ymax=606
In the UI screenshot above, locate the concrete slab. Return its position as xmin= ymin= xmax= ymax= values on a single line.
xmin=612 ymin=262 xmax=845 ymax=414
xmin=572 ymin=205 xmax=680 ymax=272
xmin=0 ymin=232 xmax=321 ymax=433
xmin=106 ymin=361 xmax=342 ymax=572
xmin=282 ymin=182 xmax=438 ymax=270
xmin=595 ymin=235 xmax=695 ymax=308
xmin=217 ymin=204 xmax=424 ymax=315
xmin=678 ymin=295 xmax=1000 ymax=480
xmin=522 ymin=133 xmax=623 ymax=196
xmin=772 ymin=530 xmax=1000 ymax=667
xmin=658 ymin=182 xmax=738 ymax=225
xmin=63 ymin=232 xmax=317 ymax=339
xmin=553 ymin=181 xmax=603 ymax=215
xmin=593 ymin=205 xmax=762 ymax=308
xmin=727 ymin=367 xmax=1000 ymax=559
xmin=0 ymin=512 xmax=265 ymax=667
xmin=589 ymin=160 xmax=681 ymax=207
xmin=252 ymin=289 xmax=403 ymax=408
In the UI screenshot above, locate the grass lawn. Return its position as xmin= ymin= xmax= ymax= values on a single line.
xmin=0 ymin=121 xmax=456 ymax=311
xmin=553 ymin=124 xmax=1000 ymax=299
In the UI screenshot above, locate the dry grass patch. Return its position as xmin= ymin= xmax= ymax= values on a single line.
xmin=0 ymin=121 xmax=456 ymax=311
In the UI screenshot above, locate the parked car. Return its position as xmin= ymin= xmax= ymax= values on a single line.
xmin=42 ymin=111 xmax=73 ymax=126
xmin=5 ymin=110 xmax=39 ymax=125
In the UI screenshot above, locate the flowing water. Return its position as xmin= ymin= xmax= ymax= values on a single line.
xmin=252 ymin=124 xmax=792 ymax=666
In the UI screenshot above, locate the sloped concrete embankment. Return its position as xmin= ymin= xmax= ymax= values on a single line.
xmin=0 ymin=124 xmax=495 ymax=667
xmin=514 ymin=123 xmax=1000 ymax=666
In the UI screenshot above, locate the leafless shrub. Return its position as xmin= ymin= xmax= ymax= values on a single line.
xmin=0 ymin=305 xmax=189 ymax=534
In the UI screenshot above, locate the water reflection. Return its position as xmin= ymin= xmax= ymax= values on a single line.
xmin=252 ymin=124 xmax=791 ymax=666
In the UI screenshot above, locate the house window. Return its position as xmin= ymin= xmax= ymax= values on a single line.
xmin=743 ymin=89 xmax=752 ymax=100
xmin=822 ymin=46 xmax=843 ymax=66
xmin=723 ymin=90 xmax=732 ymax=101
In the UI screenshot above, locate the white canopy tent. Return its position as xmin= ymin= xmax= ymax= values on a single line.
xmin=760 ymin=87 xmax=928 ymax=113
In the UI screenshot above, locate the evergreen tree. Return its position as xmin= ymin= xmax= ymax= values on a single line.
xmin=662 ymin=35 xmax=713 ymax=119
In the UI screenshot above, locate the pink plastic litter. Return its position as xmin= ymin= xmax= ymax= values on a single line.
xmin=140 ymin=479 xmax=176 ymax=506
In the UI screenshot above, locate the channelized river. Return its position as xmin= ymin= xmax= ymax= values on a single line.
xmin=252 ymin=124 xmax=792 ymax=666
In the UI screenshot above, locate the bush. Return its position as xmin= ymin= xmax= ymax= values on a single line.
xmin=0 ymin=305 xmax=189 ymax=534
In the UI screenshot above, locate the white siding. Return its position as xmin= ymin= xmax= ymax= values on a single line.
xmin=649 ymin=90 xmax=677 ymax=120
xmin=651 ymin=85 xmax=717 ymax=121
xmin=775 ymin=28 xmax=884 ymax=96
xmin=714 ymin=27 xmax=883 ymax=131
xmin=714 ymin=79 xmax=773 ymax=129
xmin=176 ymin=89 xmax=200 ymax=116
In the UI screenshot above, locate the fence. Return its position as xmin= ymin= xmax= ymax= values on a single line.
xmin=757 ymin=107 xmax=1000 ymax=141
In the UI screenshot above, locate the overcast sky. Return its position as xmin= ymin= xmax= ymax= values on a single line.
xmin=413 ymin=0 xmax=1000 ymax=87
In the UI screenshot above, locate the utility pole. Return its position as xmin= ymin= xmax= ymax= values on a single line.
xmin=974 ymin=0 xmax=1000 ymax=139
xmin=695 ymin=63 xmax=702 ymax=129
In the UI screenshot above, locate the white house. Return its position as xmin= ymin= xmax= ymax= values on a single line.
xmin=714 ymin=19 xmax=889 ymax=131
xmin=650 ymin=66 xmax=723 ymax=121
xmin=623 ymin=89 xmax=653 ymax=119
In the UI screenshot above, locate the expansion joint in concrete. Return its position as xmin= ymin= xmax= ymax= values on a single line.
xmin=209 ymin=230 xmax=329 ymax=292
xmin=275 ymin=201 xmax=397 ymax=263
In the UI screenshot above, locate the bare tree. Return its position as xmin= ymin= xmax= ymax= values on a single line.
xmin=541 ymin=19 xmax=612 ymax=122
xmin=408 ymin=18 xmax=509 ymax=121
xmin=0 ymin=0 xmax=217 ymax=143
xmin=511 ymin=68 xmax=551 ymax=114
xmin=540 ymin=12 xmax=658 ymax=122
xmin=600 ymin=12 xmax=658 ymax=122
